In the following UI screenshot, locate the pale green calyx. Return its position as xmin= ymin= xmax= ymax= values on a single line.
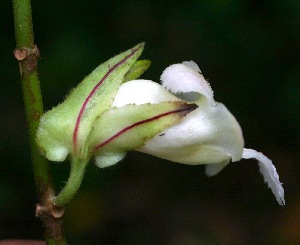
xmin=36 ymin=44 xmax=197 ymax=206
xmin=37 ymin=43 xmax=146 ymax=161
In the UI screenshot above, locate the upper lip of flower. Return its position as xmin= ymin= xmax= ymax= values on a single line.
xmin=160 ymin=61 xmax=215 ymax=104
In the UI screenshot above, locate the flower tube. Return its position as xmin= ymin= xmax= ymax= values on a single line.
xmin=109 ymin=61 xmax=285 ymax=205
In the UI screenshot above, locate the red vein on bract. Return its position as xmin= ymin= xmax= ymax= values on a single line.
xmin=73 ymin=44 xmax=143 ymax=153
xmin=93 ymin=105 xmax=196 ymax=152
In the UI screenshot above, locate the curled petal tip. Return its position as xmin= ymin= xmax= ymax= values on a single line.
xmin=182 ymin=61 xmax=201 ymax=72
xmin=160 ymin=62 xmax=214 ymax=103
xmin=242 ymin=148 xmax=285 ymax=206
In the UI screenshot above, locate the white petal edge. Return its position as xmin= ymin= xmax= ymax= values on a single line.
xmin=112 ymin=80 xmax=180 ymax=108
xmin=95 ymin=152 xmax=126 ymax=168
xmin=242 ymin=148 xmax=285 ymax=206
xmin=45 ymin=146 xmax=69 ymax=162
xmin=182 ymin=61 xmax=201 ymax=72
xmin=160 ymin=62 xmax=214 ymax=104
xmin=205 ymin=162 xmax=229 ymax=177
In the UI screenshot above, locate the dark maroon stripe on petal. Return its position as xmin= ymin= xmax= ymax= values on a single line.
xmin=73 ymin=44 xmax=143 ymax=153
xmin=93 ymin=103 xmax=197 ymax=152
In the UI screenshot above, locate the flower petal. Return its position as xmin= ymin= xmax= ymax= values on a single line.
xmin=112 ymin=80 xmax=181 ymax=107
xmin=160 ymin=62 xmax=214 ymax=103
xmin=139 ymin=98 xmax=244 ymax=165
xmin=205 ymin=162 xmax=229 ymax=177
xmin=182 ymin=61 xmax=201 ymax=72
xmin=242 ymin=148 xmax=285 ymax=205
xmin=95 ymin=152 xmax=126 ymax=168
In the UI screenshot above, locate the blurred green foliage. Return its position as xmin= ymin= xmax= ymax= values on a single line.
xmin=1 ymin=0 xmax=299 ymax=244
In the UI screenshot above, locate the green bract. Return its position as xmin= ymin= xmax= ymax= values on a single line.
xmin=88 ymin=101 xmax=196 ymax=168
xmin=37 ymin=43 xmax=148 ymax=161
xmin=123 ymin=59 xmax=151 ymax=83
xmin=36 ymin=44 xmax=196 ymax=206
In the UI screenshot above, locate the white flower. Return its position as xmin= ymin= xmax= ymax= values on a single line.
xmin=36 ymin=43 xmax=285 ymax=206
xmin=111 ymin=61 xmax=285 ymax=205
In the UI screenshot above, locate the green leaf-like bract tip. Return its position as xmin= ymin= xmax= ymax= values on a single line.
xmin=123 ymin=59 xmax=151 ymax=83
xmin=37 ymin=43 xmax=145 ymax=162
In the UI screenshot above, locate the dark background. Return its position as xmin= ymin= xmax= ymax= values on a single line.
xmin=1 ymin=0 xmax=299 ymax=244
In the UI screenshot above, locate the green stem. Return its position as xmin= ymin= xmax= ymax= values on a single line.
xmin=54 ymin=157 xmax=89 ymax=206
xmin=13 ymin=0 xmax=34 ymax=48
xmin=12 ymin=0 xmax=66 ymax=244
